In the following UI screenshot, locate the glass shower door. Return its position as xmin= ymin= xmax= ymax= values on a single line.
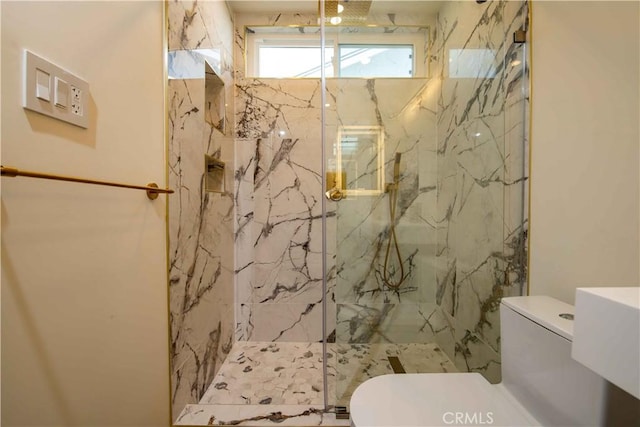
xmin=324 ymin=0 xmax=530 ymax=411
xmin=326 ymin=76 xmax=443 ymax=409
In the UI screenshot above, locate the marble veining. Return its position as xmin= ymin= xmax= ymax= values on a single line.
xmin=231 ymin=9 xmax=445 ymax=346
xmin=434 ymin=0 xmax=529 ymax=382
xmin=168 ymin=0 xmax=237 ymax=419
xmin=232 ymin=0 xmax=527 ymax=395
xmin=233 ymin=75 xmax=330 ymax=342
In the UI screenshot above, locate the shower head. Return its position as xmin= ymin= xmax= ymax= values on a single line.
xmin=393 ymin=152 xmax=402 ymax=183
xmin=322 ymin=0 xmax=372 ymax=24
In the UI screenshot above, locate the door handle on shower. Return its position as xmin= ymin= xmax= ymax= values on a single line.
xmin=325 ymin=187 xmax=345 ymax=201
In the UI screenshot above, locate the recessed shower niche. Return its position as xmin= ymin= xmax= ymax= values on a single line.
xmin=335 ymin=125 xmax=385 ymax=196
xmin=205 ymin=154 xmax=225 ymax=193
xmin=204 ymin=61 xmax=226 ymax=135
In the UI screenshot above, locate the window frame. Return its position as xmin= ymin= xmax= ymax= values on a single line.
xmin=337 ymin=43 xmax=415 ymax=78
xmin=246 ymin=28 xmax=426 ymax=78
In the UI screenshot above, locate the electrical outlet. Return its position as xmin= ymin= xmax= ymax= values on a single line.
xmin=71 ymin=103 xmax=82 ymax=116
xmin=70 ymin=85 xmax=83 ymax=116
xmin=23 ymin=50 xmax=89 ymax=128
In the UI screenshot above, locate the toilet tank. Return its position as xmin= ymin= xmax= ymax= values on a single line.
xmin=501 ymin=296 xmax=607 ymax=426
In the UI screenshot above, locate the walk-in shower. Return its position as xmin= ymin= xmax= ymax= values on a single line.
xmin=167 ymin=0 xmax=529 ymax=424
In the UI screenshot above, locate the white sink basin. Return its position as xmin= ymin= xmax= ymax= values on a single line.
xmin=572 ymin=287 xmax=640 ymax=399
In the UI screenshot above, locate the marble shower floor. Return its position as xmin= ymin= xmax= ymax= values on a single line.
xmin=177 ymin=342 xmax=457 ymax=425
xmin=199 ymin=341 xmax=458 ymax=408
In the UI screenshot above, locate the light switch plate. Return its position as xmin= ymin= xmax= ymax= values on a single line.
xmin=35 ymin=69 xmax=51 ymax=101
xmin=23 ymin=50 xmax=89 ymax=128
xmin=54 ymin=77 xmax=69 ymax=108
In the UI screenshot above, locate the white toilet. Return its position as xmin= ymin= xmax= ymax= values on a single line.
xmin=350 ymin=296 xmax=609 ymax=426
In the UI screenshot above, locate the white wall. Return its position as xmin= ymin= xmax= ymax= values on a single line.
xmin=1 ymin=1 xmax=169 ymax=426
xmin=530 ymin=1 xmax=640 ymax=304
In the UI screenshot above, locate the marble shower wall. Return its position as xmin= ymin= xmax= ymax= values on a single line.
xmin=232 ymin=10 xmax=442 ymax=344
xmin=234 ymin=77 xmax=328 ymax=342
xmin=434 ymin=0 xmax=529 ymax=383
xmin=233 ymin=11 xmax=328 ymax=342
xmin=168 ymin=0 xmax=236 ymax=418
xmin=329 ymin=77 xmax=452 ymax=347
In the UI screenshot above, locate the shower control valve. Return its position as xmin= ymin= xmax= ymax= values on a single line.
xmin=325 ymin=187 xmax=345 ymax=201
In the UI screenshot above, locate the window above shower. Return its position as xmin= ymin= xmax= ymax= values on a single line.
xmin=245 ymin=25 xmax=429 ymax=78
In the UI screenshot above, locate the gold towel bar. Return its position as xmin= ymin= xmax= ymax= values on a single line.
xmin=0 ymin=165 xmax=174 ymax=200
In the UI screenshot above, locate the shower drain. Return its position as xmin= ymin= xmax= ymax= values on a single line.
xmin=335 ymin=406 xmax=349 ymax=420
xmin=388 ymin=356 xmax=407 ymax=374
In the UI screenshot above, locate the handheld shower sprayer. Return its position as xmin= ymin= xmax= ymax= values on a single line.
xmin=383 ymin=152 xmax=405 ymax=290
xmin=386 ymin=152 xmax=402 ymax=192
xmin=393 ymin=152 xmax=402 ymax=184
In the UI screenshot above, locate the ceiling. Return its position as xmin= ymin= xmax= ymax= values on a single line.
xmin=227 ymin=1 xmax=445 ymax=16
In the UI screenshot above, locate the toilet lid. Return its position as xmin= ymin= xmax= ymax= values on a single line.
xmin=350 ymin=373 xmax=540 ymax=427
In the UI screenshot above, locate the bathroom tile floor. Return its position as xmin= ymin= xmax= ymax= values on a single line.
xmin=177 ymin=342 xmax=457 ymax=425
xmin=199 ymin=341 xmax=457 ymax=407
